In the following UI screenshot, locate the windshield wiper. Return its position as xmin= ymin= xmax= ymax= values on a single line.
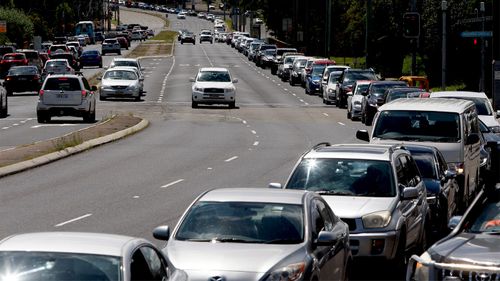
xmin=316 ymin=190 xmax=355 ymax=196
xmin=265 ymin=239 xmax=302 ymax=244
xmin=212 ymin=237 xmax=258 ymax=243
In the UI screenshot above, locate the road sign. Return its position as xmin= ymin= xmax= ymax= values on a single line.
xmin=0 ymin=21 xmax=6 ymax=33
xmin=460 ymin=31 xmax=492 ymax=38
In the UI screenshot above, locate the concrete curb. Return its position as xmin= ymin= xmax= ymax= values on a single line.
xmin=0 ymin=118 xmax=150 ymax=178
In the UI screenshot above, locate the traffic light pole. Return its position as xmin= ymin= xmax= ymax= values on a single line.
xmin=442 ymin=1 xmax=447 ymax=90
xmin=411 ymin=0 xmax=416 ymax=75
xmin=480 ymin=2 xmax=485 ymax=92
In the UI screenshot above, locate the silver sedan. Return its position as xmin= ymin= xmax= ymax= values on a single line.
xmin=153 ymin=187 xmax=352 ymax=281
xmin=99 ymin=67 xmax=143 ymax=101
xmin=0 ymin=231 xmax=187 ymax=281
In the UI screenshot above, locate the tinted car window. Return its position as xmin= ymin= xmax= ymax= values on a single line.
xmin=44 ymin=78 xmax=81 ymax=91
xmin=412 ymin=154 xmax=437 ymax=179
xmin=197 ymin=71 xmax=230 ymax=82
xmin=3 ymin=54 xmax=25 ymax=60
xmin=8 ymin=66 xmax=38 ymax=75
xmin=344 ymin=70 xmax=377 ymax=82
xmin=468 ymin=201 xmax=500 ymax=233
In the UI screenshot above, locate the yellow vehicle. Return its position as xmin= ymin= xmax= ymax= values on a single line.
xmin=399 ymin=76 xmax=429 ymax=91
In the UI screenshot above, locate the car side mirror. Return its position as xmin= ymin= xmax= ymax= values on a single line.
xmin=448 ymin=216 xmax=462 ymax=230
xmin=141 ymin=67 xmax=145 ymax=71
xmin=268 ymin=183 xmax=282 ymax=189
xmin=232 ymin=78 xmax=238 ymax=83
xmin=152 ymin=225 xmax=170 ymax=241
xmin=401 ymin=185 xmax=419 ymax=200
xmin=316 ymin=230 xmax=338 ymax=246
xmin=356 ymin=130 xmax=370 ymax=142
xmin=465 ymin=133 xmax=480 ymax=145
xmin=91 ymin=85 xmax=97 ymax=91
xmin=189 ymin=77 xmax=195 ymax=82
xmin=139 ymin=78 xmax=144 ymax=82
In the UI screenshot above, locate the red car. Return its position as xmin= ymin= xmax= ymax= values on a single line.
xmin=0 ymin=53 xmax=28 ymax=78
xmin=116 ymin=36 xmax=130 ymax=49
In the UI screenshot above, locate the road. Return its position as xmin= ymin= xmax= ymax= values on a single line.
xmin=0 ymin=9 xmax=397 ymax=280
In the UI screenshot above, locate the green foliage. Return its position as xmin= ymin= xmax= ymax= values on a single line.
xmin=0 ymin=7 xmax=33 ymax=46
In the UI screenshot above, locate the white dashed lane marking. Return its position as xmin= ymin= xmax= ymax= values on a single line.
xmin=161 ymin=179 xmax=184 ymax=188
xmin=55 ymin=213 xmax=92 ymax=227
xmin=225 ymin=156 xmax=239 ymax=162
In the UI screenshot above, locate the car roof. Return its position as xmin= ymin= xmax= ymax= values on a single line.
xmin=379 ymin=98 xmax=475 ymax=113
xmin=430 ymin=91 xmax=488 ymax=99
xmin=370 ymin=80 xmax=408 ymax=86
xmin=304 ymin=143 xmax=397 ymax=161
xmin=0 ymin=232 xmax=142 ymax=257
xmin=199 ymin=188 xmax=306 ymax=205
xmin=312 ymin=59 xmax=335 ymax=64
xmin=113 ymin=58 xmax=138 ymax=62
xmin=199 ymin=67 xmax=229 ymax=72
xmin=403 ymin=144 xmax=439 ymax=154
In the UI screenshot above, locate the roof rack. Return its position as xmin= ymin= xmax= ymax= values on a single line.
xmin=312 ymin=142 xmax=331 ymax=150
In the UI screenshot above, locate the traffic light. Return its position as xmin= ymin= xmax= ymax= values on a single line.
xmin=403 ymin=12 xmax=420 ymax=38
xmin=474 ymin=38 xmax=478 ymax=45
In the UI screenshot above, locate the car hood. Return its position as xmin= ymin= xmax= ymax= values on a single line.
xmin=322 ymin=196 xmax=396 ymax=218
xmin=423 ymin=178 xmax=440 ymax=195
xmin=429 ymin=233 xmax=500 ymax=266
xmin=167 ymin=240 xmax=303 ymax=273
xmin=102 ymin=79 xmax=138 ymax=87
xmin=479 ymin=115 xmax=500 ymax=129
xmin=371 ymin=139 xmax=463 ymax=164
xmin=194 ymin=81 xmax=233 ymax=88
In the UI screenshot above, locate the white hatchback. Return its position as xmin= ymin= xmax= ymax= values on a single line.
xmin=190 ymin=67 xmax=238 ymax=108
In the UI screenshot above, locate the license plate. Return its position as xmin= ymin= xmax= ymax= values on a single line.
xmin=56 ymin=94 xmax=68 ymax=98
xmin=18 ymin=78 xmax=27 ymax=81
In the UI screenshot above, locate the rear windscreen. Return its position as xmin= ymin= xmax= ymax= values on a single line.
xmin=44 ymin=78 xmax=81 ymax=91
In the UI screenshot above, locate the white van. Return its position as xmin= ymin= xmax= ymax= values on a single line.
xmin=356 ymin=98 xmax=481 ymax=210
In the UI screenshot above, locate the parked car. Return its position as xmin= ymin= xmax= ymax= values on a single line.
xmin=0 ymin=45 xmax=16 ymax=57
xmin=47 ymin=44 xmax=70 ymax=58
xmin=304 ymin=59 xmax=335 ymax=95
xmin=3 ymin=65 xmax=42 ymax=95
xmin=272 ymin=143 xmax=430 ymax=274
xmin=277 ymin=53 xmax=304 ymax=81
xmin=270 ymin=48 xmax=298 ymax=75
xmin=65 ymin=41 xmax=83 ymax=56
xmin=79 ymin=49 xmax=103 ymax=68
xmin=36 ymin=73 xmax=97 ymax=123
xmin=336 ymin=68 xmax=378 ymax=108
xmin=153 ymin=187 xmax=352 ymax=280
xmin=407 ymin=183 xmax=500 ymax=281
xmin=109 ymin=58 xmax=144 ymax=80
xmin=319 ymin=65 xmax=348 ymax=95
xmin=347 ymin=80 xmax=373 ymax=120
xmin=356 ymin=98 xmax=482 ymax=212
xmin=180 ymin=31 xmax=196 ymax=44
xmin=0 ymin=231 xmax=188 ymax=281
xmin=254 ymin=44 xmax=277 ymax=67
xmin=404 ymin=144 xmax=460 ymax=241
xmin=430 ymin=91 xmax=500 ymax=134
xmin=0 ymin=83 xmax=6 ymax=117
xmin=177 ymin=12 xmax=186 ymax=19
xmin=102 ymin=38 xmax=121 ymax=55
xmin=360 ymin=80 xmax=408 ymax=125
xmin=190 ymin=67 xmax=238 ymax=108
xmin=257 ymin=48 xmax=277 ymax=69
xmin=99 ymin=67 xmax=143 ymax=101
xmin=49 ymin=52 xmax=79 ymax=71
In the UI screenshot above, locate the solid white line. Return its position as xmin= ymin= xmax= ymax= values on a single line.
xmin=251 ymin=130 xmax=257 ymax=134
xmin=161 ymin=179 xmax=184 ymax=188
xmin=225 ymin=156 xmax=238 ymax=162
xmin=253 ymin=141 xmax=259 ymax=146
xmin=55 ymin=213 xmax=92 ymax=227
xmin=338 ymin=122 xmax=346 ymax=126
xmin=323 ymin=113 xmax=329 ymax=117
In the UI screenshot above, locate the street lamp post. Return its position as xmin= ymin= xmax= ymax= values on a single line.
xmin=480 ymin=1 xmax=486 ymax=92
xmin=442 ymin=1 xmax=447 ymax=90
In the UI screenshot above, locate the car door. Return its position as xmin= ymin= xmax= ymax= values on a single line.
xmin=401 ymin=155 xmax=426 ymax=247
xmin=437 ymin=150 xmax=457 ymax=221
xmin=130 ymin=246 xmax=169 ymax=281
xmin=311 ymin=199 xmax=343 ymax=280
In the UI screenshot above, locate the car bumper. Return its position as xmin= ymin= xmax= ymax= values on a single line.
xmin=80 ymin=58 xmax=101 ymax=65
xmin=37 ymin=101 xmax=92 ymax=117
xmin=5 ymin=81 xmax=41 ymax=92
xmin=100 ymin=88 xmax=141 ymax=98
xmin=349 ymin=230 xmax=398 ymax=259
xmin=192 ymin=91 xmax=235 ymax=104
xmin=308 ymin=82 xmax=320 ymax=92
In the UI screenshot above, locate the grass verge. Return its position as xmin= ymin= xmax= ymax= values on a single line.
xmin=331 ymin=57 xmax=366 ymax=68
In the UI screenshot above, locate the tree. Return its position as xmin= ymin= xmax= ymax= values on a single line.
xmin=0 ymin=7 xmax=34 ymax=46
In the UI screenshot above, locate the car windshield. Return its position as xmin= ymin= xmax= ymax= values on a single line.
xmin=8 ymin=66 xmax=37 ymax=75
xmin=354 ymin=84 xmax=370 ymax=95
xmin=104 ymin=70 xmax=137 ymax=80
xmin=311 ymin=65 xmax=326 ymax=75
xmin=0 ymin=252 xmax=121 ymax=281
xmin=264 ymin=49 xmax=276 ymax=56
xmin=468 ymin=201 xmax=500 ymax=233
xmin=411 ymin=153 xmax=437 ymax=179
xmin=46 ymin=61 xmax=67 ymax=68
xmin=294 ymin=59 xmax=307 ymax=68
xmin=457 ymin=97 xmax=493 ymax=116
xmin=82 ymin=51 xmax=98 ymax=56
xmin=344 ymin=71 xmax=377 ymax=82
xmin=328 ymin=71 xmax=343 ymax=83
xmin=373 ymin=110 xmax=461 ymax=142
xmin=287 ymin=159 xmax=396 ymax=197
xmin=175 ymin=201 xmax=304 ymax=244
xmin=197 ymin=71 xmax=231 ymax=82
xmin=284 ymin=56 xmax=298 ymax=64
xmin=371 ymin=83 xmax=404 ymax=95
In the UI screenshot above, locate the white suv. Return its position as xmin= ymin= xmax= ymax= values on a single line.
xmin=101 ymin=38 xmax=121 ymax=55
xmin=36 ymin=74 xmax=97 ymax=123
xmin=271 ymin=143 xmax=429 ymax=271
xmin=190 ymin=67 xmax=237 ymax=108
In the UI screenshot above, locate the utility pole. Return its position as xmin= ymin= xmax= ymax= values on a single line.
xmin=326 ymin=0 xmax=332 ymax=58
xmin=441 ymin=1 xmax=447 ymax=90
xmin=411 ymin=0 xmax=417 ymax=75
xmin=480 ymin=1 xmax=486 ymax=92
xmin=365 ymin=0 xmax=371 ymax=68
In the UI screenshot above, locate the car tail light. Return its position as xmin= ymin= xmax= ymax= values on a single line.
xmin=33 ymin=75 xmax=40 ymax=80
xmin=5 ymin=77 xmax=11 ymax=81
xmin=81 ymin=90 xmax=87 ymax=97
xmin=39 ymin=89 xmax=44 ymax=96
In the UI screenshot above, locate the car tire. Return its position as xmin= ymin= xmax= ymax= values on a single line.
xmin=229 ymin=101 xmax=236 ymax=109
xmin=118 ymin=51 xmax=121 ymax=55
xmin=83 ymin=110 xmax=96 ymax=123
xmin=181 ymin=41 xmax=184 ymax=44
xmin=37 ymin=112 xmax=50 ymax=123
xmin=99 ymin=95 xmax=106 ymax=101
xmin=347 ymin=109 xmax=352 ymax=120
xmin=135 ymin=95 xmax=141 ymax=102
xmin=392 ymin=231 xmax=408 ymax=277
xmin=6 ymin=90 xmax=12 ymax=96
xmin=0 ymin=97 xmax=7 ymax=118
xmin=192 ymin=101 xmax=198 ymax=108
xmin=99 ymin=63 xmax=103 ymax=68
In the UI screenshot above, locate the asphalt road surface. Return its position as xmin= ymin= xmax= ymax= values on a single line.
xmin=0 ymin=10 xmax=401 ymax=280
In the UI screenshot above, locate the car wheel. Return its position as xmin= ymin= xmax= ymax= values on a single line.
xmin=392 ymin=231 xmax=408 ymax=276
xmin=6 ymin=90 xmax=12 ymax=96
xmin=229 ymin=101 xmax=236 ymax=109
xmin=99 ymin=95 xmax=106 ymax=101
xmin=102 ymin=52 xmax=106 ymax=55
xmin=347 ymin=109 xmax=352 ymax=120
xmin=83 ymin=110 xmax=95 ymax=123
xmin=99 ymin=63 xmax=103 ymax=68
xmin=361 ymin=111 xmax=366 ymax=124
xmin=135 ymin=95 xmax=141 ymax=102
xmin=0 ymin=97 xmax=7 ymax=118
xmin=118 ymin=51 xmax=121 ymax=55
xmin=181 ymin=41 xmax=184 ymax=44
xmin=191 ymin=101 xmax=198 ymax=108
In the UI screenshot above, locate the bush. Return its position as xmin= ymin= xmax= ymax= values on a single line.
xmin=0 ymin=7 xmax=33 ymax=47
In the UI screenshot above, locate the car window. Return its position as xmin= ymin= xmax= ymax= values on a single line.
xmin=8 ymin=66 xmax=37 ymax=75
xmin=344 ymin=71 xmax=377 ymax=82
xmin=44 ymin=78 xmax=81 ymax=91
xmin=354 ymin=84 xmax=369 ymax=95
xmin=411 ymin=153 xmax=437 ymax=179
xmin=130 ymin=247 xmax=168 ymax=281
xmin=197 ymin=71 xmax=231 ymax=82
xmin=287 ymin=158 xmax=396 ymax=197
xmin=373 ymin=110 xmax=461 ymax=142
xmin=467 ymin=200 xmax=500 ymax=233
xmin=175 ymin=201 xmax=304 ymax=244
xmin=82 ymin=78 xmax=91 ymax=90
xmin=404 ymin=156 xmax=422 ymax=187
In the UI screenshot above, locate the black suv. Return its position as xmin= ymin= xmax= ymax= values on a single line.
xmin=336 ymin=68 xmax=377 ymax=108
xmin=360 ymin=80 xmax=408 ymax=125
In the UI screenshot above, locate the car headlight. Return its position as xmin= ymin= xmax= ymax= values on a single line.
xmin=362 ymin=210 xmax=391 ymax=228
xmin=328 ymin=89 xmax=333 ymax=93
xmin=224 ymin=87 xmax=235 ymax=93
xmin=128 ymin=84 xmax=139 ymax=90
xmin=265 ymin=262 xmax=305 ymax=281
xmin=447 ymin=162 xmax=464 ymax=175
xmin=489 ymin=125 xmax=500 ymax=134
xmin=194 ymin=86 xmax=203 ymax=92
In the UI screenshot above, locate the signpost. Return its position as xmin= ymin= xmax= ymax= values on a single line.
xmin=460 ymin=31 xmax=492 ymax=38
